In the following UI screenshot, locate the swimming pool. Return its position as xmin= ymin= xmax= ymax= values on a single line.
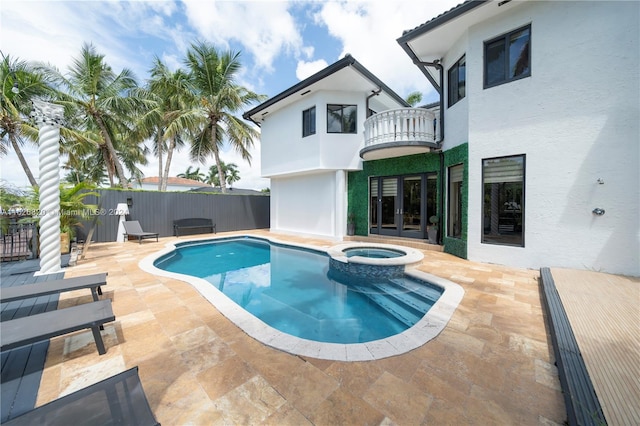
xmin=141 ymin=235 xmax=464 ymax=361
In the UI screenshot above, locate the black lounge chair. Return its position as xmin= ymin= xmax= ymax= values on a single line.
xmin=122 ymin=221 xmax=158 ymax=244
xmin=3 ymin=366 xmax=160 ymax=425
xmin=0 ymin=273 xmax=107 ymax=304
xmin=1 ymin=300 xmax=115 ymax=355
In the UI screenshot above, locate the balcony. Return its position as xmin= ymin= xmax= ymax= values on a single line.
xmin=361 ymin=108 xmax=438 ymax=161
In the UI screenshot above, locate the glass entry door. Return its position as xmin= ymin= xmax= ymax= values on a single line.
xmin=401 ymin=176 xmax=422 ymax=238
xmin=369 ymin=174 xmax=436 ymax=238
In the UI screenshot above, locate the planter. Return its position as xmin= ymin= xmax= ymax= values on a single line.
xmin=347 ymin=223 xmax=355 ymax=236
xmin=427 ymin=227 xmax=438 ymax=244
xmin=60 ymin=232 xmax=71 ymax=254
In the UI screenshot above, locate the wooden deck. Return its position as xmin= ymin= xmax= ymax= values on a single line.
xmin=0 ymin=259 xmax=65 ymax=422
xmin=551 ymin=268 xmax=640 ymax=425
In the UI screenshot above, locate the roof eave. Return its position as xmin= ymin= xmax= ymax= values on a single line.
xmin=243 ymin=54 xmax=408 ymax=122
xmin=396 ymin=0 xmax=489 ymax=46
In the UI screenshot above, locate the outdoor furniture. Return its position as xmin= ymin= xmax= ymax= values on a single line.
xmin=3 ymin=366 xmax=160 ymax=426
xmin=122 ymin=221 xmax=158 ymax=244
xmin=0 ymin=273 xmax=107 ymax=304
xmin=1 ymin=299 xmax=115 ymax=355
xmin=173 ymin=218 xmax=216 ymax=236
xmin=539 ymin=267 xmax=606 ymax=425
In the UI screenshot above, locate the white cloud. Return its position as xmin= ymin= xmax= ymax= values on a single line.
xmin=0 ymin=0 xmax=460 ymax=192
xmin=313 ymin=0 xmax=460 ymax=100
xmin=181 ymin=0 xmax=306 ymax=72
xmin=296 ymin=59 xmax=329 ymax=81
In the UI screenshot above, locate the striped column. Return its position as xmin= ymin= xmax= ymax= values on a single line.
xmin=31 ymin=100 xmax=64 ymax=275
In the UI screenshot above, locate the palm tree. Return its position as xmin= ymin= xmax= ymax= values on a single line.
xmin=177 ymin=166 xmax=204 ymax=182
xmin=39 ymin=43 xmax=150 ymax=187
xmin=138 ymin=58 xmax=192 ymax=191
xmin=0 ymin=54 xmax=51 ymax=187
xmin=182 ymin=41 xmax=265 ymax=193
xmin=405 ymin=91 xmax=423 ymax=107
xmin=206 ymin=161 xmax=239 ymax=187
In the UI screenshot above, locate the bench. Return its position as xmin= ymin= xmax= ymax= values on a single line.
xmin=1 ymin=299 xmax=115 ymax=355
xmin=3 ymin=366 xmax=159 ymax=425
xmin=173 ymin=218 xmax=215 ymax=237
xmin=539 ymin=267 xmax=606 ymax=425
xmin=0 ymin=273 xmax=107 ymax=304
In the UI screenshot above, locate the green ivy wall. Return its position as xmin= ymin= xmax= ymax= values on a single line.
xmin=347 ymin=143 xmax=469 ymax=259
xmin=442 ymin=143 xmax=468 ymax=259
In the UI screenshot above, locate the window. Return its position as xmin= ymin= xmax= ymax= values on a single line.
xmin=327 ymin=104 xmax=357 ymax=133
xmin=448 ymin=55 xmax=466 ymax=107
xmin=484 ymin=25 xmax=530 ymax=88
xmin=482 ymin=155 xmax=525 ymax=246
xmin=302 ymin=106 xmax=315 ymax=137
xmin=447 ymin=164 xmax=463 ymax=238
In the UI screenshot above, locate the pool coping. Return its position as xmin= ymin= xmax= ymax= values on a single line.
xmin=139 ymin=234 xmax=464 ymax=361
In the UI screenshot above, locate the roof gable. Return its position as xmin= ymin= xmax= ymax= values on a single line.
xmin=243 ymin=54 xmax=409 ymax=125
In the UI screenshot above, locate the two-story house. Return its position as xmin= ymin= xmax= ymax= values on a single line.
xmin=244 ymin=56 xmax=411 ymax=239
xmin=245 ymin=0 xmax=639 ymax=277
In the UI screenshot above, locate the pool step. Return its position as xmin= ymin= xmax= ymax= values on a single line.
xmin=354 ymin=286 xmax=421 ymax=327
xmin=352 ymin=279 xmax=442 ymax=328
xmin=386 ymin=278 xmax=442 ymax=303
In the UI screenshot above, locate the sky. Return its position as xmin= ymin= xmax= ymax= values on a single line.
xmin=0 ymin=0 xmax=461 ymax=192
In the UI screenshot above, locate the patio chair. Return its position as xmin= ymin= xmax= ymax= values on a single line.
xmin=0 ymin=272 xmax=107 ymax=304
xmin=1 ymin=299 xmax=115 ymax=355
xmin=122 ymin=221 xmax=158 ymax=244
xmin=3 ymin=366 xmax=160 ymax=425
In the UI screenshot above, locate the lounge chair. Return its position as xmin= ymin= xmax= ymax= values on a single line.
xmin=0 ymin=273 xmax=107 ymax=304
xmin=1 ymin=300 xmax=115 ymax=355
xmin=3 ymin=366 xmax=160 ymax=425
xmin=122 ymin=221 xmax=158 ymax=244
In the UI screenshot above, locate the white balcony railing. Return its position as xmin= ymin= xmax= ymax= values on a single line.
xmin=363 ymin=108 xmax=437 ymax=148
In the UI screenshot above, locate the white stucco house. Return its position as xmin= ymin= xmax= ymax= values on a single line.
xmin=245 ymin=0 xmax=639 ymax=277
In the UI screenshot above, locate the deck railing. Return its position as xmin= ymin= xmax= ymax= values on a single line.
xmin=363 ymin=108 xmax=437 ymax=148
xmin=1 ymin=221 xmax=38 ymax=261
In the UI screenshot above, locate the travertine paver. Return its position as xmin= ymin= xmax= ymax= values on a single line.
xmin=37 ymin=230 xmax=566 ymax=425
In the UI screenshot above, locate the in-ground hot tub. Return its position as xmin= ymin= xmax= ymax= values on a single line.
xmin=327 ymin=242 xmax=424 ymax=281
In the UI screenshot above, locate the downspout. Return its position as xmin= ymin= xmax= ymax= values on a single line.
xmin=365 ymin=88 xmax=382 ymax=117
xmin=413 ymin=60 xmax=444 ymax=147
xmin=438 ymin=151 xmax=445 ymax=245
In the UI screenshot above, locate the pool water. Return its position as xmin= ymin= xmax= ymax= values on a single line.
xmin=343 ymin=247 xmax=404 ymax=258
xmin=154 ymin=237 xmax=442 ymax=344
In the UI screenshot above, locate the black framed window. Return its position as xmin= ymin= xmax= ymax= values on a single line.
xmin=447 ymin=164 xmax=463 ymax=238
xmin=482 ymin=155 xmax=525 ymax=247
xmin=327 ymin=104 xmax=357 ymax=133
xmin=448 ymin=55 xmax=466 ymax=107
xmin=484 ymin=25 xmax=531 ymax=88
xmin=302 ymin=106 xmax=316 ymax=137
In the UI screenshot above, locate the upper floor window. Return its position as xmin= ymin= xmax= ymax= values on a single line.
xmin=327 ymin=104 xmax=357 ymax=134
xmin=484 ymin=25 xmax=531 ymax=88
xmin=448 ymin=55 xmax=466 ymax=107
xmin=302 ymin=106 xmax=316 ymax=137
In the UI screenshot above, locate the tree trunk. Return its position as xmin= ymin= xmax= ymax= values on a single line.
xmin=162 ymin=136 xmax=177 ymax=192
xmin=101 ymin=146 xmax=115 ymax=187
xmin=94 ymin=114 xmax=128 ymax=187
xmin=211 ymin=122 xmax=226 ymax=193
xmin=156 ymin=131 xmax=163 ymax=191
xmin=10 ymin=135 xmax=38 ymax=187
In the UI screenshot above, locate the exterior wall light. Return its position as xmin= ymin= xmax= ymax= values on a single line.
xmin=592 ymin=208 xmax=605 ymax=216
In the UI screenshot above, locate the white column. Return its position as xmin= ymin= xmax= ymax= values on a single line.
xmin=32 ymin=100 xmax=64 ymax=275
xmin=115 ymin=203 xmax=129 ymax=242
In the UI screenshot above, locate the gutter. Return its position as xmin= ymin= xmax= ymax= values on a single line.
xmin=365 ymin=88 xmax=382 ymax=118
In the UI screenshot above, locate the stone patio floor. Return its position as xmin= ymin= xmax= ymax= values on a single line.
xmin=35 ymin=230 xmax=566 ymax=425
